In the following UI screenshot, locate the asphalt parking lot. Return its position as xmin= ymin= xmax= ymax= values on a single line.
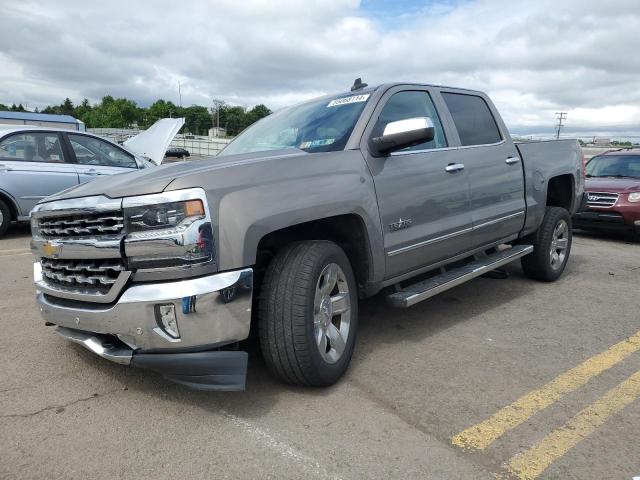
xmin=1 ymin=224 xmax=638 ymax=480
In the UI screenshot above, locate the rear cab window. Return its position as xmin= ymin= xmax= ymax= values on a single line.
xmin=441 ymin=92 xmax=502 ymax=146
xmin=0 ymin=132 xmax=66 ymax=163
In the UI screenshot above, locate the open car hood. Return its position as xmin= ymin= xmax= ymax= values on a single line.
xmin=124 ymin=118 xmax=185 ymax=165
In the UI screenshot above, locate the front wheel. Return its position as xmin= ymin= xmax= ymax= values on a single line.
xmin=521 ymin=206 xmax=572 ymax=282
xmin=0 ymin=198 xmax=11 ymax=237
xmin=259 ymin=241 xmax=358 ymax=387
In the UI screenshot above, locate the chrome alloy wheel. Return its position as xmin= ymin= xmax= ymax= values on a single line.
xmin=0 ymin=209 xmax=3 ymax=227
xmin=550 ymin=219 xmax=569 ymax=270
xmin=313 ymin=263 xmax=351 ymax=364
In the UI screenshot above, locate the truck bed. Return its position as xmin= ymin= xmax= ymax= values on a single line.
xmin=515 ymin=138 xmax=583 ymax=235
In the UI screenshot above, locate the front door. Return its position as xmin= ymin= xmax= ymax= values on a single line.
xmin=66 ymin=133 xmax=139 ymax=183
xmin=0 ymin=131 xmax=79 ymax=216
xmin=362 ymin=88 xmax=472 ymax=279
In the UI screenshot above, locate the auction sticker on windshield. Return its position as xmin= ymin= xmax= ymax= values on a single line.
xmin=327 ymin=94 xmax=370 ymax=107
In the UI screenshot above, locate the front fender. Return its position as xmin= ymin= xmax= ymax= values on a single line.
xmin=216 ymin=170 xmax=384 ymax=283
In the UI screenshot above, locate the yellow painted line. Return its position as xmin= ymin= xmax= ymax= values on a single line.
xmin=452 ymin=330 xmax=640 ymax=450
xmin=506 ymin=369 xmax=640 ymax=480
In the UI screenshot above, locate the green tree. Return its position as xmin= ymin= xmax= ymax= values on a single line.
xmin=181 ymin=105 xmax=213 ymax=135
xmin=220 ymin=105 xmax=248 ymax=136
xmin=0 ymin=103 xmax=8 ymax=111
xmin=146 ymin=99 xmax=178 ymax=126
xmin=60 ymin=98 xmax=74 ymax=116
xmin=246 ymin=104 xmax=271 ymax=125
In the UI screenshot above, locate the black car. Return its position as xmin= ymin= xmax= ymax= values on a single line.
xmin=164 ymin=147 xmax=190 ymax=159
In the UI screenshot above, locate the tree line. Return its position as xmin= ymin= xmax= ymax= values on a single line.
xmin=0 ymin=97 xmax=272 ymax=137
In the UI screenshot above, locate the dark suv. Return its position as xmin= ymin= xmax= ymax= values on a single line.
xmin=573 ymin=149 xmax=640 ymax=238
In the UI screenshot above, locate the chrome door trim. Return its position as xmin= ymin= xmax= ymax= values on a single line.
xmin=388 ymin=140 xmax=507 ymax=158
xmin=387 ymin=227 xmax=473 ymax=257
xmin=472 ymin=211 xmax=525 ymax=230
xmin=387 ymin=211 xmax=525 ymax=257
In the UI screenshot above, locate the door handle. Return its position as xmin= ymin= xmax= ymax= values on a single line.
xmin=0 ymin=164 xmax=13 ymax=172
xmin=505 ymin=157 xmax=520 ymax=165
xmin=82 ymin=168 xmax=98 ymax=175
xmin=445 ymin=163 xmax=465 ymax=173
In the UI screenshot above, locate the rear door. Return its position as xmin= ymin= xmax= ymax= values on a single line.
xmin=0 ymin=131 xmax=79 ymax=215
xmin=439 ymin=91 xmax=525 ymax=247
xmin=361 ymin=86 xmax=472 ymax=279
xmin=65 ymin=133 xmax=140 ymax=182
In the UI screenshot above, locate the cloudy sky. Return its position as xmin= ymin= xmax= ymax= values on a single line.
xmin=1 ymin=0 xmax=639 ymax=135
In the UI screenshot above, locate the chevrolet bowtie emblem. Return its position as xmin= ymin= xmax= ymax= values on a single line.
xmin=42 ymin=241 xmax=61 ymax=257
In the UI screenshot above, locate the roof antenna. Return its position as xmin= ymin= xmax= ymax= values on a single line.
xmin=351 ymin=78 xmax=368 ymax=92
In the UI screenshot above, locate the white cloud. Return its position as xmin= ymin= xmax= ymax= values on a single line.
xmin=1 ymin=0 xmax=639 ymax=133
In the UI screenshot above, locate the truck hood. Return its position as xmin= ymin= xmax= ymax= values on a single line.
xmin=42 ymin=149 xmax=308 ymax=202
xmin=123 ymin=118 xmax=185 ymax=165
xmin=585 ymin=177 xmax=640 ymax=193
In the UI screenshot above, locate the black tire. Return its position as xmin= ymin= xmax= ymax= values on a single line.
xmin=0 ymin=198 xmax=11 ymax=237
xmin=521 ymin=206 xmax=572 ymax=282
xmin=259 ymin=240 xmax=358 ymax=387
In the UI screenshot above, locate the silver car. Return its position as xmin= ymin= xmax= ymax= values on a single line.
xmin=0 ymin=119 xmax=184 ymax=236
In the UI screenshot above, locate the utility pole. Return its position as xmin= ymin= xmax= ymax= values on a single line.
xmin=212 ymin=99 xmax=224 ymax=137
xmin=178 ymin=81 xmax=182 ymax=108
xmin=555 ymin=112 xmax=567 ymax=139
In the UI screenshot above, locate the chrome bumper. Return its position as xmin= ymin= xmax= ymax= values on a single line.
xmin=36 ymin=265 xmax=253 ymax=352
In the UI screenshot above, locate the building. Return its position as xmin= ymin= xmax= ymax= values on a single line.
xmin=0 ymin=111 xmax=85 ymax=131
xmin=208 ymin=126 xmax=227 ymax=138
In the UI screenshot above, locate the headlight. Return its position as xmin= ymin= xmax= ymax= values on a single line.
xmin=123 ymin=189 xmax=215 ymax=274
xmin=629 ymin=192 xmax=640 ymax=203
xmin=125 ymin=199 xmax=205 ymax=233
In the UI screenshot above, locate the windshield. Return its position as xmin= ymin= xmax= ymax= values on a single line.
xmin=586 ymin=154 xmax=640 ymax=178
xmin=220 ymin=93 xmax=371 ymax=156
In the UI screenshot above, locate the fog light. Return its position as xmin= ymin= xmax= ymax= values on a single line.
xmin=155 ymin=304 xmax=180 ymax=339
xmin=634 ymin=220 xmax=640 ymax=226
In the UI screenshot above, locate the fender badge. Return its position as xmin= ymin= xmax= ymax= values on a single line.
xmin=389 ymin=218 xmax=413 ymax=231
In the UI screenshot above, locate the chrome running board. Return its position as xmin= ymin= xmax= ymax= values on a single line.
xmin=387 ymin=245 xmax=534 ymax=308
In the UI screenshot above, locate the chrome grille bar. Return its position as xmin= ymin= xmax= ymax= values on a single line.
xmin=586 ymin=192 xmax=618 ymax=208
xmin=38 ymin=213 xmax=124 ymax=237
xmin=41 ymin=258 xmax=124 ymax=288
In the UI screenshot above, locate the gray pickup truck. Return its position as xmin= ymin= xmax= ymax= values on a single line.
xmin=31 ymin=81 xmax=584 ymax=391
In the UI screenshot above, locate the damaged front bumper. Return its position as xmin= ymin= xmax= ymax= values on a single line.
xmin=36 ymin=265 xmax=253 ymax=391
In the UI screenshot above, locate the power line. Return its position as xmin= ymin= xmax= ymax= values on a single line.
xmin=555 ymin=112 xmax=567 ymax=140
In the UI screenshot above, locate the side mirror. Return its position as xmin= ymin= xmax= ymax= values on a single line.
xmin=368 ymin=117 xmax=435 ymax=156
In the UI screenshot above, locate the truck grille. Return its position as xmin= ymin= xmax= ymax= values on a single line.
xmin=586 ymin=192 xmax=619 ymax=208
xmin=38 ymin=212 xmax=124 ymax=238
xmin=40 ymin=258 xmax=125 ymax=293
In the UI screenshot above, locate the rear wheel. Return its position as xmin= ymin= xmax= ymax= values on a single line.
xmin=521 ymin=206 xmax=572 ymax=282
xmin=259 ymin=241 xmax=358 ymax=386
xmin=0 ymin=198 xmax=11 ymax=237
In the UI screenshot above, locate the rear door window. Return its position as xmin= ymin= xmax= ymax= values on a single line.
xmin=442 ymin=93 xmax=502 ymax=146
xmin=0 ymin=132 xmax=66 ymax=163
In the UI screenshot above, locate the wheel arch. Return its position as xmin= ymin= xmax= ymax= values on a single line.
xmin=254 ymin=213 xmax=376 ymax=296
xmin=545 ymin=174 xmax=575 ymax=213
xmin=0 ymin=189 xmax=20 ymax=221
